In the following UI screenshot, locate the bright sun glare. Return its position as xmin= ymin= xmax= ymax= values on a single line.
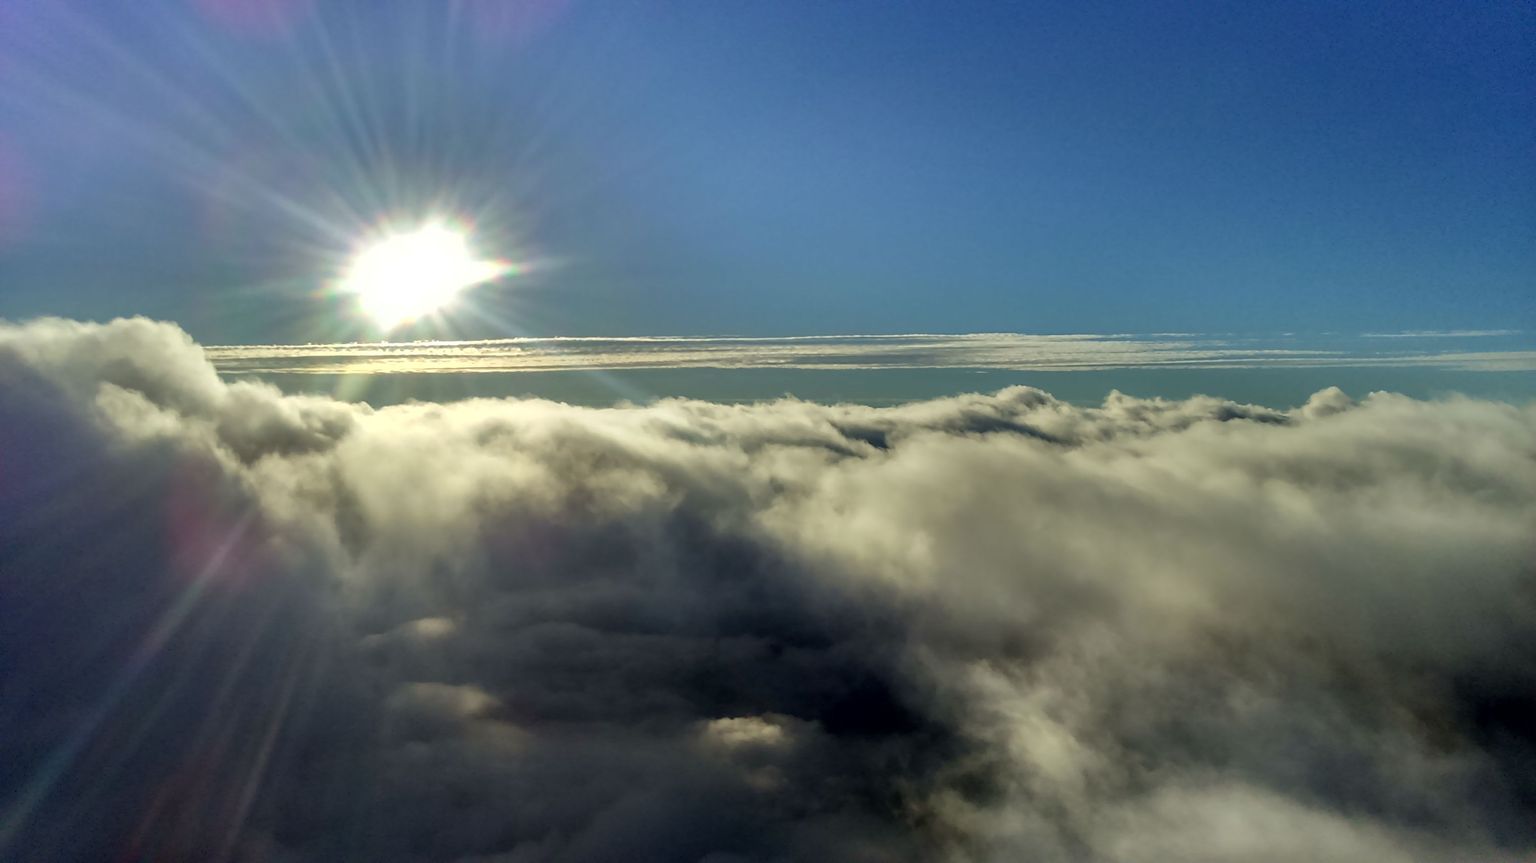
xmin=342 ymin=223 xmax=510 ymax=329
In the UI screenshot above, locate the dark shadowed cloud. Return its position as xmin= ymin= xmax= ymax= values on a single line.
xmin=2 ymin=317 xmax=1534 ymax=862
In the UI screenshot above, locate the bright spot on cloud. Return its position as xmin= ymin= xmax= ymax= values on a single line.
xmin=702 ymin=716 xmax=792 ymax=749
xmin=341 ymin=222 xmax=510 ymax=329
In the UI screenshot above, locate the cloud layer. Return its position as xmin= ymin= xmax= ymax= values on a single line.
xmin=3 ymin=316 xmax=1535 ymax=862
xmin=205 ymin=330 xmax=1536 ymax=376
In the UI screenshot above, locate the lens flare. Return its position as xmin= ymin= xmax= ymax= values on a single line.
xmin=340 ymin=222 xmax=510 ymax=329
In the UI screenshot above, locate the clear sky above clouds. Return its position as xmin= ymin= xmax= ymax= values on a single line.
xmin=0 ymin=0 xmax=1531 ymax=343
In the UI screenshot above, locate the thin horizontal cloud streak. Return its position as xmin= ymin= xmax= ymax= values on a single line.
xmin=204 ymin=331 xmax=1536 ymax=375
xmin=2 ymin=316 xmax=1535 ymax=862
xmin=1360 ymin=329 xmax=1522 ymax=338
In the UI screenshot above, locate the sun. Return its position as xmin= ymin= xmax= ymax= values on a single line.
xmin=341 ymin=222 xmax=510 ymax=329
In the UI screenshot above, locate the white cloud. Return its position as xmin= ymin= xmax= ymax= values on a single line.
xmin=1360 ymin=329 xmax=1521 ymax=338
xmin=2 ymin=316 xmax=1534 ymax=862
xmin=201 ymin=330 xmax=1536 ymax=375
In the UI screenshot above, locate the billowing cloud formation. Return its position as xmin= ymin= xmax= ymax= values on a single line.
xmin=2 ymin=316 xmax=1534 ymax=862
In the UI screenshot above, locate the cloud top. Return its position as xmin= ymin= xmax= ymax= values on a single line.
xmin=2 ymin=317 xmax=1535 ymax=862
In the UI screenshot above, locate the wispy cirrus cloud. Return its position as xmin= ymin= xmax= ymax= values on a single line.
xmin=1360 ymin=329 xmax=1522 ymax=338
xmin=204 ymin=331 xmax=1536 ymax=375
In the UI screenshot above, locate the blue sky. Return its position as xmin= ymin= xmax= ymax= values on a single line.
xmin=0 ymin=0 xmax=1531 ymax=343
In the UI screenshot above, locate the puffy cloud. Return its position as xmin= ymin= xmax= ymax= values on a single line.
xmin=1 ymin=317 xmax=1534 ymax=862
